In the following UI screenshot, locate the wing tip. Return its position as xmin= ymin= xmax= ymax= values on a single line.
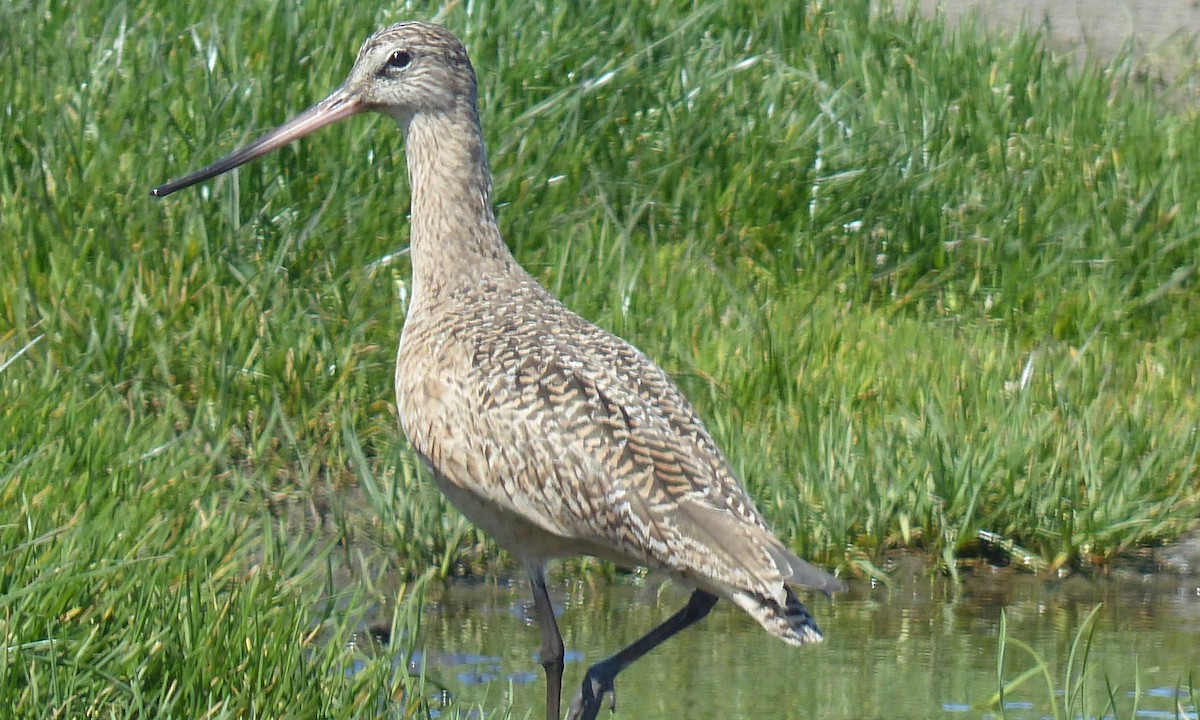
xmin=768 ymin=544 xmax=847 ymax=596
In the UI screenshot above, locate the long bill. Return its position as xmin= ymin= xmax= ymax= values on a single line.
xmin=151 ymin=88 xmax=364 ymax=197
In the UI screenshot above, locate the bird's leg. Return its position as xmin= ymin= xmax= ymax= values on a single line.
xmin=567 ymin=590 xmax=719 ymax=720
xmin=529 ymin=564 xmax=565 ymax=720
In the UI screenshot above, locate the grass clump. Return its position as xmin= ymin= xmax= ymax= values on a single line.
xmin=2 ymin=0 xmax=1200 ymax=714
xmin=991 ymin=605 xmax=1198 ymax=720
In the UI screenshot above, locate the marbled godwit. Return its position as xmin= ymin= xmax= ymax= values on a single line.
xmin=153 ymin=21 xmax=844 ymax=720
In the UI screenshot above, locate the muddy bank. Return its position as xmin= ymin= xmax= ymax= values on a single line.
xmin=910 ymin=0 xmax=1200 ymax=55
xmin=883 ymin=0 xmax=1200 ymax=92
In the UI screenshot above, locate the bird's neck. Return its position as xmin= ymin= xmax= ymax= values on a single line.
xmin=402 ymin=106 xmax=519 ymax=301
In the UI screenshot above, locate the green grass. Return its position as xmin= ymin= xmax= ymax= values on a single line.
xmin=3 ymin=0 xmax=1200 ymax=715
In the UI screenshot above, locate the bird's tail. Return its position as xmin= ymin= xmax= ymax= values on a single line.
xmin=729 ymin=587 xmax=825 ymax=646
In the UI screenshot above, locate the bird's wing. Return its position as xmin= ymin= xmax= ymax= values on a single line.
xmin=465 ymin=317 xmax=840 ymax=597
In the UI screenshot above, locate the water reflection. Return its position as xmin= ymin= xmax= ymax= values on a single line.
xmin=401 ymin=569 xmax=1198 ymax=719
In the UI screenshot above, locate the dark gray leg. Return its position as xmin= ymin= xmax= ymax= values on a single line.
xmin=529 ymin=564 xmax=565 ymax=720
xmin=567 ymin=590 xmax=719 ymax=720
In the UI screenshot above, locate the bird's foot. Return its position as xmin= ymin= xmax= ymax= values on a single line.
xmin=565 ymin=666 xmax=617 ymax=720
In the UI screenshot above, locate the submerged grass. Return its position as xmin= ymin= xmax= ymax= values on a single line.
xmin=3 ymin=0 xmax=1200 ymax=715
xmin=992 ymin=604 xmax=1197 ymax=720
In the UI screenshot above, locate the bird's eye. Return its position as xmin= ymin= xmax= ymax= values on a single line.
xmin=386 ymin=50 xmax=412 ymax=69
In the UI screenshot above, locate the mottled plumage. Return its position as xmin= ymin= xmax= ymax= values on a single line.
xmin=399 ymin=277 xmax=839 ymax=636
xmin=153 ymin=21 xmax=844 ymax=720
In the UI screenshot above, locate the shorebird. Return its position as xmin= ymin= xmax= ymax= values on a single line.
xmin=153 ymin=21 xmax=844 ymax=720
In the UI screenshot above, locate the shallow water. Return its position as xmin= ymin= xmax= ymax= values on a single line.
xmin=393 ymin=567 xmax=1199 ymax=719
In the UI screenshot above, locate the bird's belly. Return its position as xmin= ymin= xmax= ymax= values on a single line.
xmin=424 ymin=463 xmax=601 ymax=561
xmin=397 ymin=351 xmax=599 ymax=562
